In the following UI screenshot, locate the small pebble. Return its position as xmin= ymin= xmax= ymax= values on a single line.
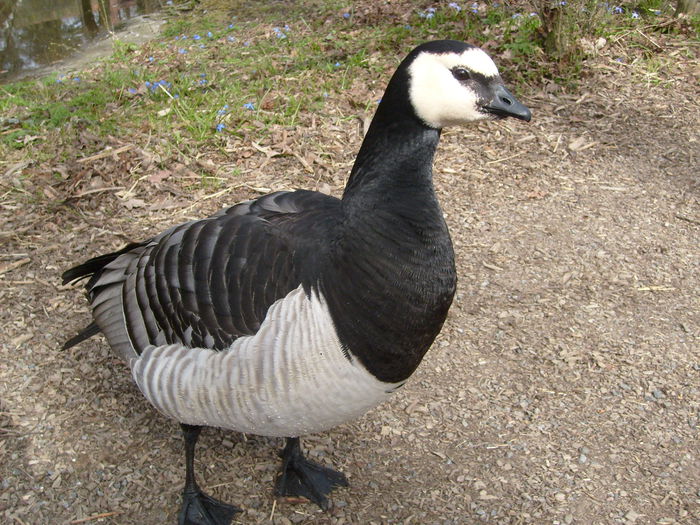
xmin=652 ymin=389 xmax=666 ymax=399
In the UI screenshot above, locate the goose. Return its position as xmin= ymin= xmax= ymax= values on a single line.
xmin=62 ymin=40 xmax=531 ymax=524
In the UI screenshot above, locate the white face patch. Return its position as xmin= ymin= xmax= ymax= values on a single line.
xmin=408 ymin=48 xmax=500 ymax=129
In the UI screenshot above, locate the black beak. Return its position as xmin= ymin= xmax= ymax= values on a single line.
xmin=483 ymin=84 xmax=532 ymax=122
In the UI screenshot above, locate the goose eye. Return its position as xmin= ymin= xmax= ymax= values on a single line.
xmin=451 ymin=67 xmax=471 ymax=81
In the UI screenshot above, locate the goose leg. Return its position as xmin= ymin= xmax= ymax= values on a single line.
xmin=275 ymin=437 xmax=348 ymax=511
xmin=178 ymin=424 xmax=241 ymax=525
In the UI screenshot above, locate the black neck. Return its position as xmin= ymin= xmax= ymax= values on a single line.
xmin=320 ymin=73 xmax=456 ymax=384
xmin=342 ymin=69 xmax=441 ymax=206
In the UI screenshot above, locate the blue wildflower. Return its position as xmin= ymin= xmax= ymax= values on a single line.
xmin=334 ymin=62 xmax=341 ymax=68
xmin=631 ymin=10 xmax=639 ymax=18
xmin=148 ymin=56 xmax=154 ymax=62
xmin=613 ymin=6 xmax=623 ymax=14
xmin=530 ymin=12 xmax=538 ymax=16
xmin=175 ymin=35 xmax=179 ymax=40
xmin=178 ymin=48 xmax=187 ymax=54
xmin=560 ymin=1 xmax=566 ymax=5
xmin=166 ymin=0 xmax=172 ymax=5
xmin=216 ymin=123 xmax=225 ymax=132
xmin=73 ymin=77 xmax=81 ymax=82
xmin=404 ymin=24 xmax=412 ymax=30
xmin=181 ymin=35 xmax=188 ymax=40
xmin=449 ymin=3 xmax=461 ymax=12
xmin=342 ymin=13 xmax=350 ymax=19
xmin=243 ymin=41 xmax=251 ymax=47
xmin=193 ymin=34 xmax=201 ymax=40
xmin=207 ymin=31 xmax=213 ymax=38
xmin=227 ymin=36 xmax=236 ymax=42
xmin=228 ymin=23 xmax=235 ymax=29
xmin=471 ymin=3 xmax=478 ymax=13
xmin=128 ymin=87 xmax=137 ymax=94
xmin=272 ymin=26 xmax=287 ymax=39
xmin=145 ymin=81 xmax=152 ymax=88
xmin=55 ymin=76 xmax=64 ymax=83
xmin=199 ymin=44 xmax=205 ymax=49
xmin=512 ymin=13 xmax=523 ymax=19
xmin=243 ymin=102 xmax=255 ymax=110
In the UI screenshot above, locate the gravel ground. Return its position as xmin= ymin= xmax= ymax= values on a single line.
xmin=1 ymin=31 xmax=699 ymax=525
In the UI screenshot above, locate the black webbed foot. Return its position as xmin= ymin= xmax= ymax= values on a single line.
xmin=275 ymin=437 xmax=348 ymax=511
xmin=178 ymin=424 xmax=242 ymax=525
xmin=179 ymin=489 xmax=241 ymax=525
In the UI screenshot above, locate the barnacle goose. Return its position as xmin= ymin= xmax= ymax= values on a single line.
xmin=63 ymin=40 xmax=530 ymax=524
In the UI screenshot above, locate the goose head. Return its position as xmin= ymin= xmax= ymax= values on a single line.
xmin=401 ymin=40 xmax=531 ymax=128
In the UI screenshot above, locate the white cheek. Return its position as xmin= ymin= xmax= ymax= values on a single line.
xmin=409 ymin=54 xmax=488 ymax=128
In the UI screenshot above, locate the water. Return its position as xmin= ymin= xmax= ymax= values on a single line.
xmin=0 ymin=0 xmax=162 ymax=82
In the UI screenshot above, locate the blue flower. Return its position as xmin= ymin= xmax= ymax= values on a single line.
xmin=613 ymin=6 xmax=623 ymax=14
xmin=181 ymin=35 xmax=188 ymax=40
xmin=227 ymin=36 xmax=236 ymax=42
xmin=175 ymin=35 xmax=179 ymax=40
xmin=404 ymin=24 xmax=412 ymax=30
xmin=471 ymin=3 xmax=479 ymax=13
xmin=145 ymin=81 xmax=152 ymax=88
xmin=128 ymin=87 xmax=137 ymax=94
xmin=73 ymin=77 xmax=81 ymax=82
xmin=207 ymin=31 xmax=213 ymax=38
xmin=342 ymin=13 xmax=350 ymax=19
xmin=272 ymin=26 xmax=288 ymax=39
xmin=653 ymin=9 xmax=661 ymax=15
xmin=334 ymin=62 xmax=341 ymax=67
xmin=55 ymin=76 xmax=64 ymax=83
xmin=631 ymin=10 xmax=639 ymax=18
xmin=199 ymin=44 xmax=206 ymax=48
xmin=215 ymin=123 xmax=225 ymax=132
xmin=178 ymin=48 xmax=187 ymax=54
xmin=243 ymin=41 xmax=251 ymax=47
xmin=228 ymin=23 xmax=235 ymax=29
xmin=243 ymin=102 xmax=255 ymax=110
xmin=512 ymin=13 xmax=523 ymax=19
xmin=148 ymin=56 xmax=154 ymax=62
xmin=559 ymin=1 xmax=566 ymax=5
xmin=193 ymin=34 xmax=201 ymax=40
xmin=449 ymin=2 xmax=461 ymax=12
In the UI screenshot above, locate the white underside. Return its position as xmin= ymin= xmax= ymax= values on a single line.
xmin=130 ymin=286 xmax=401 ymax=437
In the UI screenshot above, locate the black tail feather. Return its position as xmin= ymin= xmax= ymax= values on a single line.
xmin=61 ymin=241 xmax=143 ymax=286
xmin=63 ymin=321 xmax=101 ymax=349
xmin=62 ymin=241 xmax=144 ymax=349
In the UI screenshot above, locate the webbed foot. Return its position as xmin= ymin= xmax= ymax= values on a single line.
xmin=178 ymin=489 xmax=241 ymax=525
xmin=275 ymin=437 xmax=348 ymax=511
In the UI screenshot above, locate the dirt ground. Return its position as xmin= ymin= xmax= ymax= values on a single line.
xmin=1 ymin=34 xmax=699 ymax=525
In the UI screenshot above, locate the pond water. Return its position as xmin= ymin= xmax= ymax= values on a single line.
xmin=0 ymin=0 xmax=162 ymax=83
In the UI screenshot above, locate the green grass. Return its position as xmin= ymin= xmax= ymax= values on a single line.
xmin=0 ymin=0 xmax=694 ymax=160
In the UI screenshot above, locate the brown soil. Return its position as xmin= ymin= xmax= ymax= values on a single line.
xmin=1 ymin=32 xmax=699 ymax=525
